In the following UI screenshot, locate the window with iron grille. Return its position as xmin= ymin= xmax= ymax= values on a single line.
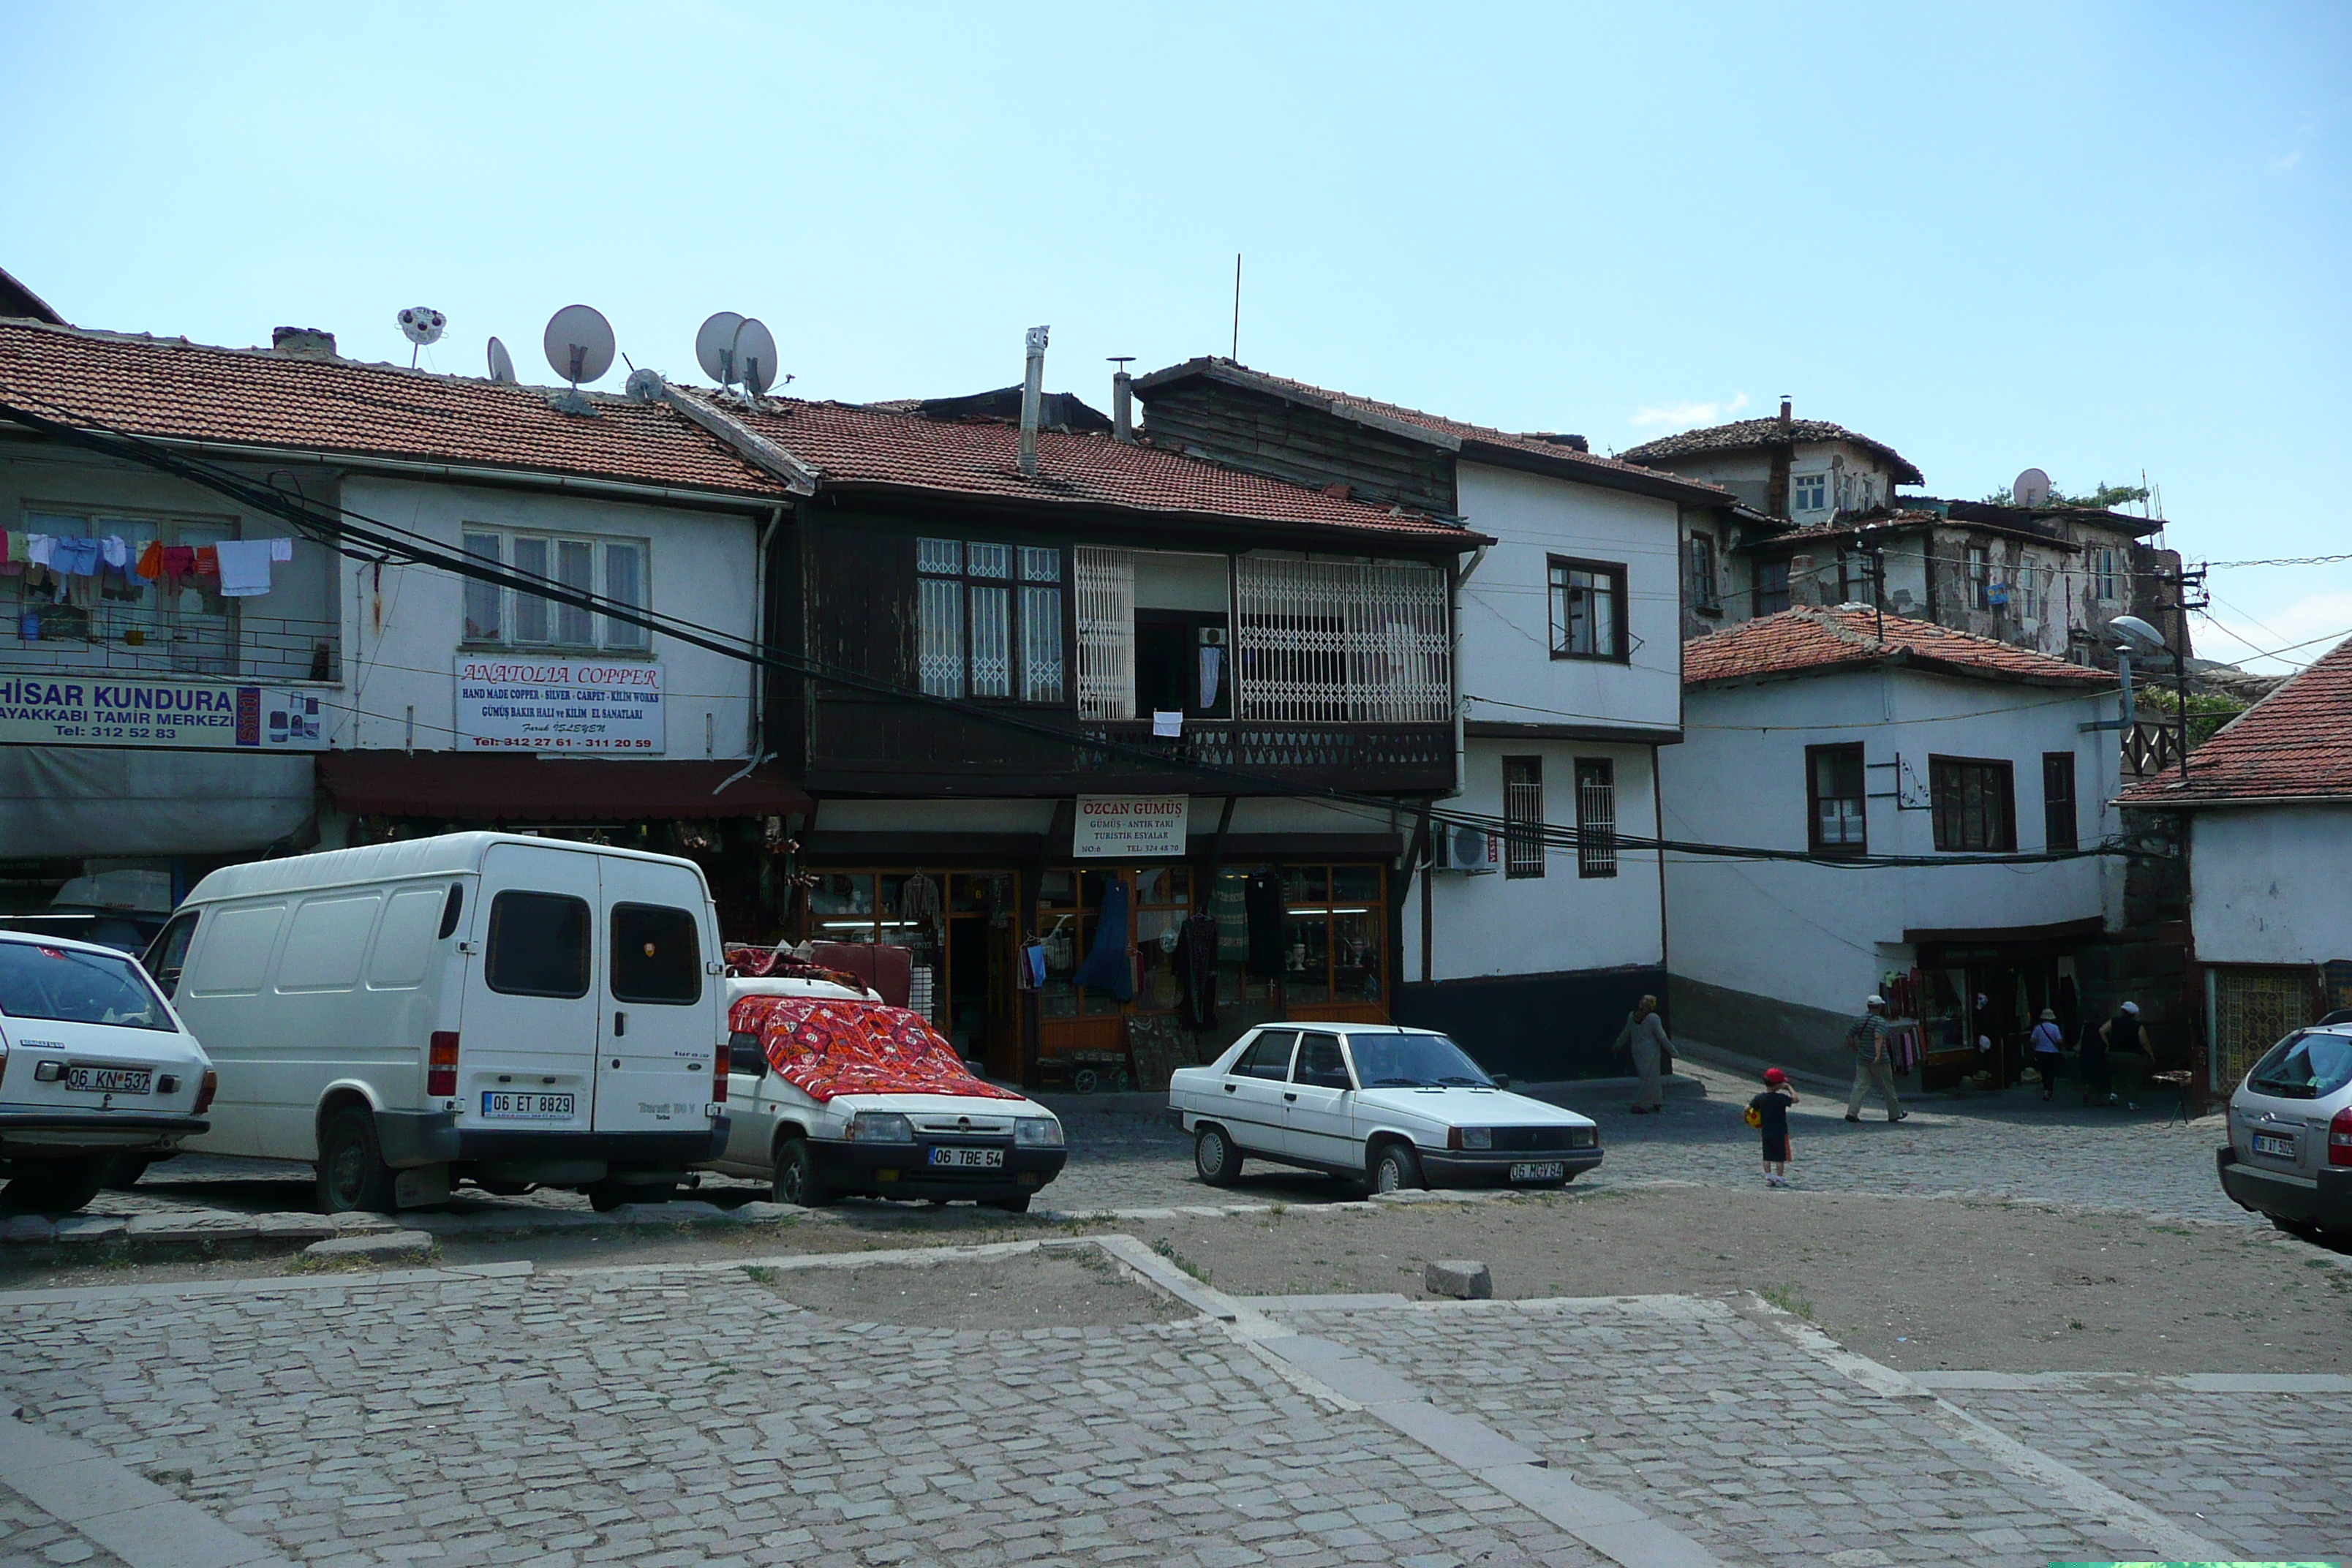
xmin=1806 ymin=744 xmax=1866 ymax=856
xmin=1547 ymin=557 xmax=1627 ymax=661
xmin=1753 ymin=559 xmax=1790 ymax=617
xmin=1575 ymin=758 xmax=1616 ymax=878
xmin=2042 ymin=751 xmax=2078 ymax=853
xmin=1930 ymin=756 xmax=2016 ymax=852
xmin=917 ymin=538 xmax=1065 ymax=703
xmin=1502 ymin=756 xmax=1544 ymax=879
xmin=1686 ymin=533 xmax=1719 ymax=611
xmin=1231 ymin=557 xmax=1449 ymax=722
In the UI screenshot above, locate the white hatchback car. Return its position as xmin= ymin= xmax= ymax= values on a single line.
xmin=0 ymin=931 xmax=215 ymax=1214
xmin=1169 ymin=1023 xmax=1602 ymax=1194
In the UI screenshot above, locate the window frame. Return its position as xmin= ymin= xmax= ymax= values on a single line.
xmin=1502 ymin=755 xmax=1545 ymax=880
xmin=1753 ymin=558 xmax=1791 ymax=617
xmin=916 ymin=536 xmax=1068 ymax=705
xmin=1791 ymin=472 xmax=1829 ymax=513
xmin=1967 ymin=544 xmax=1993 ymax=611
xmin=1574 ymin=757 xmax=1618 ymax=878
xmin=1545 ymin=555 xmax=1629 ymax=663
xmin=607 ymin=902 xmax=703 ymax=1006
xmin=2041 ymin=751 xmax=2078 ymax=853
xmin=1806 ymin=742 xmax=1868 ymax=857
xmin=1929 ymin=755 xmax=2017 ymax=853
xmin=483 ymin=889 xmax=594 ymax=999
xmin=1836 ymin=551 xmax=1880 ymax=607
xmin=461 ymin=525 xmax=650 ymax=655
xmin=1685 ymin=532 xmax=1719 ymax=613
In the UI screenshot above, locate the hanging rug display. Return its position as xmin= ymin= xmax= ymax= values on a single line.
xmin=729 ymin=992 xmax=1024 ymax=1104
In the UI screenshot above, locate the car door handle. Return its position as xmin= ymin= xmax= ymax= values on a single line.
xmin=614 ymin=1011 xmax=627 ymax=1038
xmin=1284 ymin=1092 xmax=1298 ymax=1102
xmin=1223 ymin=1083 xmax=1237 ymax=1093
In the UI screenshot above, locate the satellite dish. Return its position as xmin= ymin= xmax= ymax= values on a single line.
xmin=396 ymin=306 xmax=446 ymax=346
xmin=625 ymin=366 xmax=666 ymax=402
xmin=732 ymin=317 xmax=778 ymax=396
xmin=543 ymin=304 xmax=615 ymax=414
xmin=2013 ymin=467 xmax=2052 ymax=508
xmin=486 ymin=336 xmax=517 ymax=385
xmin=695 ymin=311 xmax=746 ymax=385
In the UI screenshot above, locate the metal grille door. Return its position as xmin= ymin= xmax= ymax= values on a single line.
xmin=1233 ymin=558 xmax=1449 ymax=722
xmin=2210 ymin=966 xmax=2316 ymax=1090
xmin=1074 ymin=546 xmax=1135 ymax=720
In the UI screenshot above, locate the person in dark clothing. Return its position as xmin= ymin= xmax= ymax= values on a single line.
xmin=2092 ymin=1000 xmax=2144 ymax=1107
xmin=1243 ymin=871 xmax=1284 ymax=979
xmin=1751 ymin=1068 xmax=1798 ymax=1187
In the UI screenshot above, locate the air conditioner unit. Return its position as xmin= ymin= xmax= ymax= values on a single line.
xmin=1429 ymin=822 xmax=1499 ymax=875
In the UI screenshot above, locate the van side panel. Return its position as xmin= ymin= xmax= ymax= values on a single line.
xmin=176 ymin=900 xmax=291 ymax=1155
xmin=256 ymin=890 xmax=390 ymax=1158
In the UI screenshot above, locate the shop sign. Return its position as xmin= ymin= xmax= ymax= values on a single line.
xmin=0 ymin=673 xmax=324 ymax=750
xmin=1072 ymin=794 xmax=1189 ymax=859
xmin=453 ymin=656 xmax=664 ymax=753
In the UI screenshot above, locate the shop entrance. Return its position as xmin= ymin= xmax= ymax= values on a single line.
xmin=800 ymin=870 xmax=1021 ymax=1071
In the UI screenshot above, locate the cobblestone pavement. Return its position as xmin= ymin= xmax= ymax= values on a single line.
xmin=0 ymin=1482 xmax=132 ymax=1568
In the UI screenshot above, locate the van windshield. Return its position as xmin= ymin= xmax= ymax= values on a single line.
xmin=2247 ymin=1031 xmax=2352 ymax=1101
xmin=0 ymin=940 xmax=173 ymax=1030
xmin=1346 ymin=1031 xmax=1493 ymax=1088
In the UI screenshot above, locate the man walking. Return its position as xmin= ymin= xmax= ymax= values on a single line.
xmin=1616 ymin=994 xmax=1672 ymax=1114
xmin=2087 ymin=999 xmax=2141 ymax=1106
xmin=1843 ymin=994 xmax=1907 ymax=1123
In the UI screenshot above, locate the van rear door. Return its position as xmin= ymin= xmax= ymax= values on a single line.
xmin=459 ymin=844 xmax=599 ymax=1134
xmin=595 ymin=854 xmax=717 ymax=1135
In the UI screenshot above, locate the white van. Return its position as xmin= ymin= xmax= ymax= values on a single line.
xmin=145 ymin=832 xmax=730 ymax=1213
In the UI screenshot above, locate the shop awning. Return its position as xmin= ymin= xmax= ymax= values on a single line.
xmin=317 ymin=751 xmax=811 ymax=821
xmin=0 ymin=747 xmax=314 ymax=859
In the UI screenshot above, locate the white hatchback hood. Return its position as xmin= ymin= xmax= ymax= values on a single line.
xmin=1353 ymin=1085 xmax=1594 ymax=1127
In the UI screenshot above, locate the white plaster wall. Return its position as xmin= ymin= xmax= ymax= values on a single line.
xmin=1455 ymin=461 xmax=1682 ymax=735
xmin=2189 ymin=807 xmax=2352 ymax=966
xmin=1408 ymin=739 xmax=1663 ymax=982
xmin=336 ymin=476 xmax=761 ymax=757
xmin=1661 ymin=667 xmax=2123 ymax=1017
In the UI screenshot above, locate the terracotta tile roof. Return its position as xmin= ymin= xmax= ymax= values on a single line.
xmin=722 ymin=393 xmax=1482 ymax=545
xmin=1742 ymin=508 xmax=2087 ymax=554
xmin=1684 ymin=606 xmax=2119 ymax=690
xmin=1622 ymin=416 xmax=1923 ymax=486
xmin=1132 ymin=358 xmax=1730 ymax=505
xmin=2119 ymin=633 xmax=2352 ymax=804
xmin=0 ymin=320 xmax=786 ymax=499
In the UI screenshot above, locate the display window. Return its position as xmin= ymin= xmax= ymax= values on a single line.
xmin=799 ymin=869 xmax=1019 ymax=1070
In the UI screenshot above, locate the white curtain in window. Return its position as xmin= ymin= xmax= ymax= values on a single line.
xmin=603 ymin=542 xmax=647 ymax=651
xmin=462 ymin=533 xmax=502 ymax=642
xmin=555 ymin=541 xmax=595 ymax=646
xmin=1074 ymin=546 xmax=1135 ymax=720
xmin=510 ymin=538 xmax=551 ymax=642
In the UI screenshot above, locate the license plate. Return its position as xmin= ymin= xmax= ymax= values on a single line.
xmin=927 ymin=1146 xmax=1005 ymax=1169
xmin=2253 ymin=1133 xmax=2295 ymax=1158
xmin=481 ymin=1091 xmax=574 ymax=1121
xmin=66 ymin=1066 xmax=151 ymax=1094
xmin=1509 ymin=1161 xmax=1564 ymax=1182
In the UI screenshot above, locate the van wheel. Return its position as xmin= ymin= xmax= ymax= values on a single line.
xmin=772 ymin=1138 xmax=833 ymax=1207
xmin=100 ymin=1154 xmax=154 ymax=1190
xmin=0 ymin=1155 xmax=110 ymax=1215
xmin=316 ymin=1107 xmax=398 ymax=1214
xmin=1194 ymin=1125 xmax=1243 ymax=1187
xmin=1370 ymin=1142 xmax=1425 ymax=1194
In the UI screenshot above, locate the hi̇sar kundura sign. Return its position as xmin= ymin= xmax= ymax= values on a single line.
xmin=0 ymin=675 xmax=324 ymax=750
xmin=454 ymin=657 xmax=664 ymax=752
xmin=1073 ymin=795 xmax=1189 ymax=859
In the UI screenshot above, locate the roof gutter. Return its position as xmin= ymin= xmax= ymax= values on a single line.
xmin=2117 ymin=792 xmax=2352 ymax=810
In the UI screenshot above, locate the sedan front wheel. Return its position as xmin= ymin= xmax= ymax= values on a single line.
xmin=1371 ymin=1142 xmax=1425 ymax=1194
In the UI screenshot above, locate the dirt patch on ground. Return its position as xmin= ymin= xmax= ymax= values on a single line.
xmin=747 ymin=1246 xmax=1184 ymax=1330
xmin=1126 ymin=1187 xmax=2352 ymax=1373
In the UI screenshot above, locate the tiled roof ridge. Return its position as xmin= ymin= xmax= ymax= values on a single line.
xmin=1686 ymin=605 xmax=2117 ymax=689
xmin=2117 ymin=633 xmax=2352 ymax=804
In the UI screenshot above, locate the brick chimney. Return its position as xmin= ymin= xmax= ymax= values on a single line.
xmin=1768 ymin=394 xmax=1795 ymax=519
xmin=271 ymin=326 xmax=337 ymax=360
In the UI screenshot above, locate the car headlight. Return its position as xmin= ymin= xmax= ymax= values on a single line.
xmin=1460 ymin=1126 xmax=1492 ymax=1150
xmin=845 ymin=1111 xmax=914 ymax=1143
xmin=1569 ymin=1126 xmax=1597 ymax=1149
xmin=1014 ymin=1117 xmax=1063 ymax=1148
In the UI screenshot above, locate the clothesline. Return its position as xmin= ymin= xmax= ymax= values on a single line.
xmin=2 ymin=530 xmax=295 ymax=604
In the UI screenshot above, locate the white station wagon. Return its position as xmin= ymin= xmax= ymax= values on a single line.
xmin=0 ymin=930 xmax=215 ymax=1214
xmin=1169 ymin=1023 xmax=1602 ymax=1194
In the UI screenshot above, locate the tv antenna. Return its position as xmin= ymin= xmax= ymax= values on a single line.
xmin=2013 ymin=467 xmax=2052 ymax=508
xmin=694 ymin=311 xmax=745 ymax=387
xmin=485 ymin=336 xmax=517 ymax=385
xmin=542 ymin=304 xmax=615 ymax=415
xmin=396 ymin=306 xmax=445 ymax=369
xmin=732 ymin=317 xmax=779 ymax=398
xmin=1230 ymin=252 xmax=1242 ymax=361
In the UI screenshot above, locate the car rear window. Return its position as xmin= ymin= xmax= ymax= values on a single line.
xmin=1231 ymin=1030 xmax=1297 ymax=1080
xmin=0 ymin=940 xmax=173 ymax=1031
xmin=485 ymin=892 xmax=592 ymax=998
xmin=2247 ymin=1031 xmax=2352 ymax=1100
xmin=611 ymin=903 xmax=701 ymax=1005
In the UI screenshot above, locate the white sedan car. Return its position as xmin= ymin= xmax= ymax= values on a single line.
xmin=0 ymin=931 xmax=216 ymax=1214
xmin=1169 ymin=1023 xmax=1601 ymax=1194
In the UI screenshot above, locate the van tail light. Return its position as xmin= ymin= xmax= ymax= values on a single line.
xmin=712 ymin=1041 xmax=728 ymax=1104
xmin=2330 ymin=1107 xmax=2352 ymax=1168
xmin=427 ymin=1031 xmax=460 ymax=1098
xmin=194 ymin=1069 xmax=218 ymax=1115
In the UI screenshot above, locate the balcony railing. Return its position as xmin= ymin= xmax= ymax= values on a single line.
xmin=2122 ymin=720 xmax=2185 ymax=778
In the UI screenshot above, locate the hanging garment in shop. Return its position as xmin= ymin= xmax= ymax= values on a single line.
xmin=1198 ymin=643 xmax=1224 ymax=711
xmin=1244 ymin=870 xmax=1284 ymax=979
xmin=1074 ymin=881 xmax=1135 ymax=1000
xmin=1172 ymin=910 xmax=1219 ymax=1028
xmin=898 ymin=871 xmax=944 ymax=943
xmin=1212 ymin=872 xmax=1248 ymax=961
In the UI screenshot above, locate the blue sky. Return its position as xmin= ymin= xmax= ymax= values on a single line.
xmin=3 ymin=1 xmax=2345 ymax=668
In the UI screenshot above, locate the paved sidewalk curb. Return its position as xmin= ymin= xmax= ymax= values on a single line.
xmin=0 ymin=1414 xmax=297 ymax=1568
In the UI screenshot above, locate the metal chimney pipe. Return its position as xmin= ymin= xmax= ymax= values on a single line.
xmin=1111 ymin=365 xmax=1134 ymax=442
xmin=1018 ymin=325 xmax=1049 ymax=477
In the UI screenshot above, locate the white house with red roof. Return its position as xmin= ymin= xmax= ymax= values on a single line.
xmin=1662 ymin=606 xmax=2128 ymax=1083
xmin=2119 ymin=634 xmax=2352 ymax=1096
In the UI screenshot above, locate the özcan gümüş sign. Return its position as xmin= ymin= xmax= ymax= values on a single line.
xmin=454 ymin=657 xmax=664 ymax=753
xmin=1074 ymin=795 xmax=1188 ymax=859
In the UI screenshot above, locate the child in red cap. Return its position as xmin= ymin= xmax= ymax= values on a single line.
xmin=1749 ymin=1068 xmax=1797 ymax=1187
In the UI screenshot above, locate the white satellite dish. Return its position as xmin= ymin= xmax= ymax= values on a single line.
xmin=732 ymin=317 xmax=778 ymax=396
xmin=397 ymin=306 xmax=446 ymax=346
xmin=2013 ymin=467 xmax=2052 ymax=508
xmin=695 ymin=311 xmax=746 ymax=385
xmin=486 ymin=336 xmax=518 ymax=385
xmin=543 ymin=304 xmax=615 ymax=413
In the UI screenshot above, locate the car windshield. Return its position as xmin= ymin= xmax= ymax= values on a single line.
xmin=2247 ymin=1031 xmax=2352 ymax=1101
xmin=0 ymin=940 xmax=173 ymax=1031
xmin=1346 ymin=1031 xmax=1493 ymax=1088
